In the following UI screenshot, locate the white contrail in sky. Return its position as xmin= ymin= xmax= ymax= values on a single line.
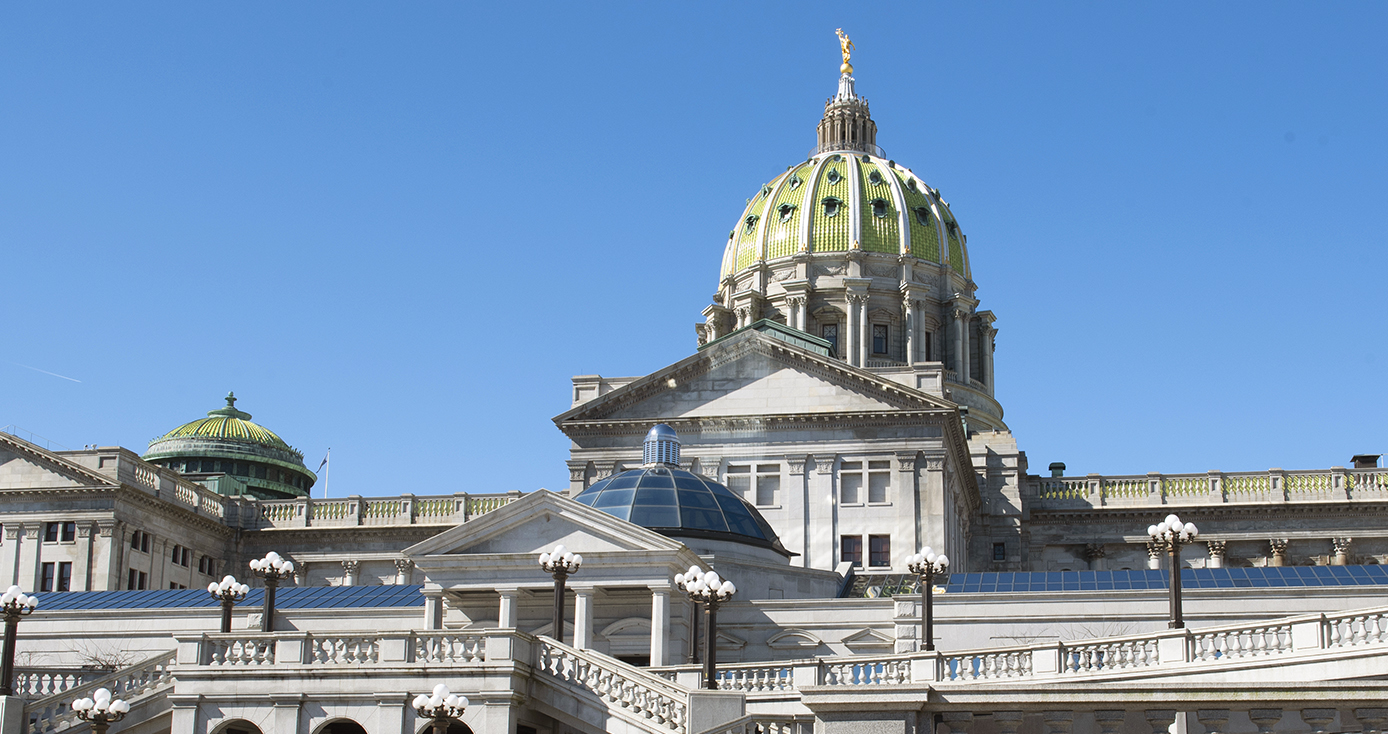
xmin=8 ymin=362 xmax=82 ymax=383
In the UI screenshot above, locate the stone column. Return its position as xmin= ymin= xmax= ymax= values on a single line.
xmin=0 ymin=525 xmax=20 ymax=588
xmin=959 ymin=312 xmax=972 ymax=383
xmin=844 ymin=295 xmax=859 ymax=366
xmin=148 ymin=537 xmax=167 ymax=591
xmin=1084 ymin=543 xmax=1106 ymax=571
xmin=895 ymin=453 xmax=918 ymax=569
xmin=20 ymin=527 xmax=40 ymax=592
xmin=375 ymin=694 xmax=407 ymax=734
xmin=573 ymin=587 xmax=594 ymax=650
xmin=951 ymin=307 xmax=966 ymax=378
xmin=270 ymin=694 xmax=304 ymax=734
xmin=901 ymin=295 xmax=915 ymax=363
xmin=809 ymin=456 xmax=838 ymax=570
xmin=1269 ymin=538 xmax=1288 ymax=566
xmin=497 ymin=588 xmax=520 ymax=629
xmin=342 ymin=560 xmax=360 ymax=586
xmin=785 ymin=456 xmax=809 ymax=565
xmin=649 ymin=587 xmax=670 ymax=666
xmin=857 ymin=296 xmax=869 ymax=367
xmin=423 ymin=592 xmax=444 ymax=630
xmin=1206 ymin=541 xmax=1227 ymax=569
xmin=982 ymin=324 xmax=997 ymax=392
xmin=1147 ymin=542 xmax=1163 ymax=570
xmin=96 ymin=523 xmax=122 ymax=591
xmin=918 ymin=455 xmax=947 ymax=557
xmin=74 ymin=523 xmax=94 ymax=591
xmin=567 ymin=461 xmax=588 ymax=495
xmin=394 ymin=559 xmax=414 ymax=585
xmin=1333 ymin=537 xmax=1353 ymax=565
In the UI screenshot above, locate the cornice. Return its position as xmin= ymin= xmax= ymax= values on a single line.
xmin=562 ymin=410 xmax=953 ymax=438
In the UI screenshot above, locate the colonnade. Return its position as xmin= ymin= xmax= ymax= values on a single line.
xmin=912 ymin=707 xmax=1388 ymax=734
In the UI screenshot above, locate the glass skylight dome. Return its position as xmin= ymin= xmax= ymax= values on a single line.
xmin=573 ymin=466 xmax=787 ymax=554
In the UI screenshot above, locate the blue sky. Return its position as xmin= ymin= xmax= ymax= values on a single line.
xmin=3 ymin=3 xmax=1385 ymax=497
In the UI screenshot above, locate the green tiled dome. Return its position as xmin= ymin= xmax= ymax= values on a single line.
xmin=720 ymin=152 xmax=971 ymax=281
xmin=143 ymin=393 xmax=316 ymax=499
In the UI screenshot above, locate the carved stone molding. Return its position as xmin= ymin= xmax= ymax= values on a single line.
xmin=787 ymin=457 xmax=808 ymax=476
xmin=1083 ymin=543 xmax=1106 ymax=562
xmin=394 ymin=559 xmax=414 ymax=572
xmin=1206 ymin=540 xmax=1227 ymax=558
xmin=895 ymin=453 xmax=917 ymax=473
xmin=567 ymin=462 xmax=588 ymax=482
xmin=342 ymin=560 xmax=360 ymax=574
xmin=812 ymin=456 xmax=837 ymax=476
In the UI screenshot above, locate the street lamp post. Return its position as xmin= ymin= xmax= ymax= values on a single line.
xmin=675 ymin=565 xmax=736 ymax=690
xmin=0 ymin=585 xmax=38 ymax=696
xmin=905 ymin=548 xmax=949 ymax=652
xmin=1148 ymin=514 xmax=1199 ymax=629
xmin=72 ymin=687 xmax=130 ymax=734
xmin=413 ymin=683 xmax=468 ymax=734
xmin=248 ymin=551 xmax=295 ymax=633
xmin=207 ymin=575 xmax=250 ymax=634
xmin=538 ymin=544 xmax=582 ymax=644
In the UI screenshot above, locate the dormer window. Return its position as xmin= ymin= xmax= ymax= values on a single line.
xmin=912 ymin=207 xmax=933 ymax=226
xmin=822 ymin=197 xmax=843 ymax=218
xmin=744 ymin=215 xmax=760 ymax=235
xmin=870 ymin=198 xmax=889 ymax=218
xmin=867 ymin=170 xmax=883 ymax=186
xmin=946 ymin=220 xmax=958 ymax=234
xmin=778 ymin=203 xmax=797 ymax=223
xmin=788 ymin=174 xmax=802 ymax=190
xmin=906 ymin=178 xmax=918 ymax=192
xmin=760 ymin=185 xmax=773 ymax=200
xmin=826 ymin=168 xmax=842 ymax=185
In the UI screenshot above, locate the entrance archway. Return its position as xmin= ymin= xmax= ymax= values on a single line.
xmin=316 ymin=720 xmax=368 ymax=734
xmin=416 ymin=722 xmax=473 ymax=734
xmin=213 ymin=722 xmax=264 ymax=734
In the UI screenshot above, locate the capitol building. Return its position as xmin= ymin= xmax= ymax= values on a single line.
xmin=1 ymin=38 xmax=1386 ymax=734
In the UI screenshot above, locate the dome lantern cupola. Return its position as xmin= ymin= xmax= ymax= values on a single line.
xmin=816 ymin=29 xmax=879 ymax=157
xmin=643 ymin=423 xmax=680 ymax=467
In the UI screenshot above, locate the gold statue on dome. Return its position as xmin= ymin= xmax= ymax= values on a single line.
xmin=835 ymin=28 xmax=855 ymax=74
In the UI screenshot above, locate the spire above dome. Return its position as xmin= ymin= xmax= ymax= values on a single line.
xmin=816 ymin=30 xmax=879 ymax=158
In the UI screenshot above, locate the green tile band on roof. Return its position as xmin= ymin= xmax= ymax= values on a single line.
xmin=735 ymin=175 xmax=778 ymax=271
xmin=765 ymin=162 xmax=813 ymax=260
xmin=857 ymin=159 xmax=899 ymax=254
xmin=810 ymin=160 xmax=851 ymax=253
xmin=893 ymin=168 xmax=941 ymax=262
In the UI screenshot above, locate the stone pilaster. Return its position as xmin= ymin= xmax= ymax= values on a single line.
xmin=1269 ymin=538 xmax=1288 ymax=567
xmin=1206 ymin=540 xmax=1227 ymax=569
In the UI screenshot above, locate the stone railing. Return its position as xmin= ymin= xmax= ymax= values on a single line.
xmin=10 ymin=668 xmax=93 ymax=700
xmin=241 ymin=491 xmax=521 ymax=530
xmin=650 ymin=605 xmax=1388 ymax=694
xmin=1030 ymin=467 xmax=1388 ymax=509
xmin=179 ymin=629 xmax=519 ymax=669
xmin=536 ymin=636 xmax=689 ymax=732
xmin=24 ymin=651 xmax=176 ymax=734
xmin=113 ymin=453 xmax=228 ymax=519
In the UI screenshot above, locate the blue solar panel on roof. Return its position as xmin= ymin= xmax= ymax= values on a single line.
xmin=930 ymin=566 xmax=1388 ymax=595
xmin=32 ymin=585 xmax=425 ymax=611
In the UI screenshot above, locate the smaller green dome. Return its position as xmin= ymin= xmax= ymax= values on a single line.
xmin=156 ymin=393 xmax=295 ymax=452
xmin=143 ymin=393 xmax=316 ymax=499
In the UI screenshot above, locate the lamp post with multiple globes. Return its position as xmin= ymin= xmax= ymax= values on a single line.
xmin=538 ymin=544 xmax=582 ymax=643
xmin=413 ymin=683 xmax=467 ymax=734
xmin=674 ymin=566 xmax=736 ymax=690
xmin=1148 ymin=514 xmax=1199 ymax=629
xmin=0 ymin=585 xmax=38 ymax=696
xmin=207 ymin=575 xmax=250 ymax=634
xmin=905 ymin=548 xmax=949 ymax=652
xmin=71 ymin=687 xmax=130 ymax=734
xmin=248 ymin=551 xmax=294 ymax=633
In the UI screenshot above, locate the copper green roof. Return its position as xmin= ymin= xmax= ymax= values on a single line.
xmin=155 ymin=393 xmax=295 ymax=453
xmin=718 ymin=151 xmax=971 ymax=280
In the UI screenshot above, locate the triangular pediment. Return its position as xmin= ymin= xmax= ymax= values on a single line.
xmin=0 ymin=434 xmax=119 ymax=491
xmin=555 ymin=329 xmax=955 ymax=427
xmin=403 ymin=490 xmax=686 ymax=559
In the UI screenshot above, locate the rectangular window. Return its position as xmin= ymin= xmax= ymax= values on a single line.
xmin=869 ymin=535 xmax=891 ymax=567
xmin=142 ymin=533 xmax=150 ymax=553
xmin=171 ymin=545 xmax=181 ymax=564
xmin=840 ymin=535 xmax=863 ymax=568
xmin=182 ymin=547 xmax=191 ymax=566
xmin=924 ymin=332 xmax=932 ymax=362
xmin=872 ymin=324 xmax=888 ymax=355
xmin=45 ymin=523 xmax=60 ymax=543
xmin=57 ymin=562 xmax=71 ymax=592
xmin=41 ymin=563 xmax=55 ymax=592
xmin=821 ymin=324 xmax=839 ymax=358
xmin=128 ymin=568 xmax=137 ymax=590
xmin=839 ymin=462 xmax=862 ymax=504
xmin=725 ymin=465 xmax=751 ymax=499
xmin=755 ymin=464 xmax=780 ymax=507
xmin=130 ymin=531 xmax=140 ymax=550
xmin=128 ymin=570 xmax=147 ymax=590
xmin=993 ymin=542 xmax=1007 ymax=562
xmin=868 ymin=461 xmax=891 ymax=503
xmin=62 ymin=522 xmax=75 ymax=542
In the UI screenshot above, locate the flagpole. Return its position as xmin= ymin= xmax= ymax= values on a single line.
xmin=318 ymin=448 xmax=331 ymax=499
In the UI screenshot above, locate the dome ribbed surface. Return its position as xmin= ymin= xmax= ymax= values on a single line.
xmin=157 ymin=414 xmax=293 ymax=453
xmin=573 ymin=466 xmax=785 ymax=552
xmin=720 ymin=152 xmax=970 ymax=282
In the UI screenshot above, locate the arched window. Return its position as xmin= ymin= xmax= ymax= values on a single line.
xmin=315 ymin=720 xmax=368 ymax=734
xmin=213 ymin=722 xmax=265 ymax=734
xmin=821 ymin=197 xmax=843 ymax=218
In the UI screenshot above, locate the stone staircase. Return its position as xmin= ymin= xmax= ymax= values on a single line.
xmin=23 ymin=651 xmax=175 ymax=733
